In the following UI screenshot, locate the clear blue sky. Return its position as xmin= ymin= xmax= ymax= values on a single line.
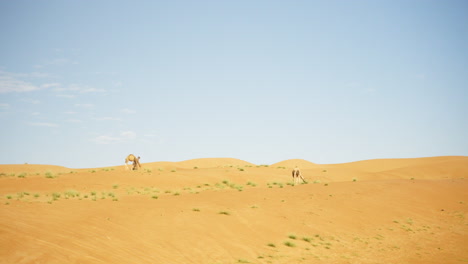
xmin=1 ymin=0 xmax=467 ymax=168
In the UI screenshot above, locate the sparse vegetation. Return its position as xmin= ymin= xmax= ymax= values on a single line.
xmin=246 ymin=181 xmax=257 ymax=187
xmin=219 ymin=211 xmax=230 ymax=215
xmin=45 ymin=171 xmax=56 ymax=179
xmin=64 ymin=190 xmax=80 ymax=198
xmin=284 ymin=241 xmax=296 ymax=247
xmin=52 ymin=192 xmax=61 ymax=201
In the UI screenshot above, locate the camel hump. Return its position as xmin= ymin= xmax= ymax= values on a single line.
xmin=292 ymin=167 xmax=300 ymax=176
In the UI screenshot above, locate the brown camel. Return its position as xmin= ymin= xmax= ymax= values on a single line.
xmin=292 ymin=166 xmax=306 ymax=185
xmin=125 ymin=154 xmax=141 ymax=170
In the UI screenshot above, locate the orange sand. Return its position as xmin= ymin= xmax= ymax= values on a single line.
xmin=1 ymin=156 xmax=467 ymax=264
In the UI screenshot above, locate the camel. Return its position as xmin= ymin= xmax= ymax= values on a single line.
xmin=125 ymin=154 xmax=141 ymax=170
xmin=292 ymin=166 xmax=306 ymax=185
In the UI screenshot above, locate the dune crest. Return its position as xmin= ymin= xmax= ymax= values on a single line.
xmin=141 ymin=158 xmax=255 ymax=170
xmin=175 ymin=157 xmax=255 ymax=169
xmin=271 ymin=159 xmax=317 ymax=169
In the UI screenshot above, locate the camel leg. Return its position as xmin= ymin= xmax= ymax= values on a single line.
xmin=299 ymin=174 xmax=306 ymax=183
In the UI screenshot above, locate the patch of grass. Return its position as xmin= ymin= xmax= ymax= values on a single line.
xmin=284 ymin=241 xmax=296 ymax=247
xmin=246 ymin=181 xmax=257 ymax=187
xmin=18 ymin=172 xmax=27 ymax=178
xmin=192 ymin=208 xmax=200 ymax=212
xmin=267 ymin=243 xmax=276 ymax=248
xmin=302 ymin=237 xmax=313 ymax=243
xmin=151 ymin=195 xmax=158 ymax=199
xmin=112 ymin=184 xmax=119 ymax=189
xmin=238 ymin=168 xmax=244 ymax=172
xmin=352 ymin=178 xmax=357 ymax=182
xmin=219 ymin=211 xmax=231 ymax=216
xmin=52 ymin=192 xmax=61 ymax=201
xmin=288 ymin=234 xmax=297 ymax=240
xmin=64 ymin=190 xmax=80 ymax=198
xmin=45 ymin=171 xmax=56 ymax=179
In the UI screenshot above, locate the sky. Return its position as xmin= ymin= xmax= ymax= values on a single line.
xmin=1 ymin=0 xmax=467 ymax=168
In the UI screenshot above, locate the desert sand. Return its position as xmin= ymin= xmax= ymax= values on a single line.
xmin=0 ymin=156 xmax=467 ymax=264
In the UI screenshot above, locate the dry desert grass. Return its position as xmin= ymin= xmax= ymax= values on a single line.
xmin=0 ymin=156 xmax=467 ymax=264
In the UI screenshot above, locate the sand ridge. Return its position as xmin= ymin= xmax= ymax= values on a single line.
xmin=0 ymin=156 xmax=467 ymax=264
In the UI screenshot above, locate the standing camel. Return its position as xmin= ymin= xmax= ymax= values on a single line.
xmin=125 ymin=154 xmax=141 ymax=170
xmin=292 ymin=166 xmax=306 ymax=185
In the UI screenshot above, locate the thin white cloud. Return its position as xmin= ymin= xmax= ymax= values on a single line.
xmin=92 ymin=131 xmax=137 ymax=145
xmin=121 ymin=108 xmax=136 ymax=114
xmin=75 ymin=103 xmax=94 ymax=109
xmin=53 ymin=84 xmax=105 ymax=94
xmin=121 ymin=131 xmax=136 ymax=139
xmin=93 ymin=135 xmax=121 ymax=144
xmin=0 ymin=71 xmax=40 ymax=93
xmin=80 ymin=87 xmax=105 ymax=93
xmin=41 ymin=83 xmax=61 ymax=89
xmin=56 ymin=94 xmax=76 ymax=98
xmin=0 ymin=103 xmax=10 ymax=109
xmin=21 ymin=98 xmax=40 ymax=104
xmin=66 ymin=119 xmax=83 ymax=123
xmin=33 ymin=58 xmax=74 ymax=69
xmin=29 ymin=122 xmax=59 ymax=127
xmin=113 ymin=81 xmax=123 ymax=87
xmin=94 ymin=117 xmax=122 ymax=121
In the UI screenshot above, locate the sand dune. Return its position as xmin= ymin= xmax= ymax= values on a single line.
xmin=1 ymin=156 xmax=467 ymax=264
xmin=271 ymin=159 xmax=318 ymax=169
